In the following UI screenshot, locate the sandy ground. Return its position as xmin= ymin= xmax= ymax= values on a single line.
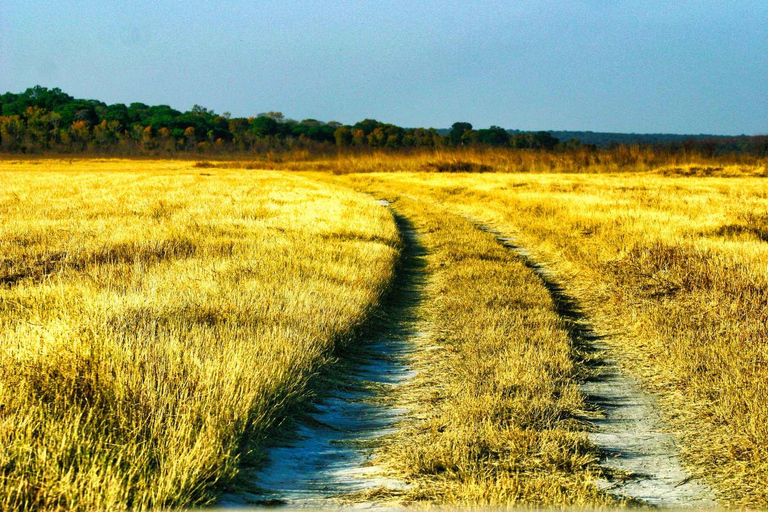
xmin=581 ymin=337 xmax=715 ymax=506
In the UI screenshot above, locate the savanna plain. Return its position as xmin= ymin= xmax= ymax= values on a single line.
xmin=1 ymin=156 xmax=767 ymax=510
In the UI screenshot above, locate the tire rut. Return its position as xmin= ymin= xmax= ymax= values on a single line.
xmin=219 ymin=205 xmax=427 ymax=508
xmin=475 ymin=222 xmax=716 ymax=508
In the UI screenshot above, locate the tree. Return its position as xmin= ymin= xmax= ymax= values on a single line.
xmin=257 ymin=111 xmax=285 ymax=123
xmin=449 ymin=122 xmax=473 ymax=145
xmin=368 ymin=127 xmax=387 ymax=146
xmin=0 ymin=116 xmax=24 ymax=151
xmin=477 ymin=125 xmax=509 ymax=146
xmin=183 ymin=126 xmax=197 ymax=149
xmin=128 ymin=103 xmax=150 ymax=123
xmin=460 ymin=129 xmax=479 ymax=146
xmin=352 ymin=129 xmax=366 ymax=146
xmin=24 ymin=106 xmax=50 ymax=149
xmin=104 ymin=104 xmax=130 ymax=127
xmin=250 ymin=116 xmax=279 ymax=137
xmin=73 ymin=107 xmax=99 ymax=126
xmin=93 ymin=120 xmax=120 ymax=148
xmin=70 ymin=120 xmax=92 ymax=150
xmin=510 ymin=131 xmax=559 ymax=150
xmin=141 ymin=126 xmax=156 ymax=150
xmin=191 ymin=104 xmax=214 ymax=116
xmin=353 ymin=119 xmax=381 ymax=135
xmin=228 ymin=118 xmax=249 ymax=134
xmin=531 ymin=131 xmax=559 ymax=150
xmin=334 ymin=126 xmax=353 ymax=147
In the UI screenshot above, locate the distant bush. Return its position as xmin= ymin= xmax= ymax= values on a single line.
xmin=422 ymin=160 xmax=493 ymax=173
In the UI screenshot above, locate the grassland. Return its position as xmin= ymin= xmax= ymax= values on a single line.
xmin=3 ymin=155 xmax=767 ymax=509
xmin=0 ymin=160 xmax=400 ymax=511
xmin=334 ymin=169 xmax=768 ymax=506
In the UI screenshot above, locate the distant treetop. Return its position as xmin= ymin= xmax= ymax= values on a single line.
xmin=0 ymin=86 xmax=764 ymax=156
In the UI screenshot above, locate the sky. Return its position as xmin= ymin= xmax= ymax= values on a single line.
xmin=1 ymin=1 xmax=766 ymax=134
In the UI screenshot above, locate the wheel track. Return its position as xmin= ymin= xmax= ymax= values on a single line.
xmin=218 ymin=197 xmax=715 ymax=508
xmin=219 ymin=206 xmax=427 ymax=508
xmin=475 ymin=221 xmax=716 ymax=507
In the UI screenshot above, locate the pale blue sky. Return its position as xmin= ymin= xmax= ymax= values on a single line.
xmin=1 ymin=1 xmax=766 ymax=134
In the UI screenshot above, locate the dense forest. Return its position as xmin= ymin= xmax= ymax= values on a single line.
xmin=1 ymin=86 xmax=766 ymax=156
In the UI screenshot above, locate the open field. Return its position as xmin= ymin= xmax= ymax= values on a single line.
xmin=0 ymin=160 xmax=399 ymax=510
xmin=334 ymin=169 xmax=768 ymax=506
xmin=3 ymin=0 xmax=766 ymax=510
xmin=1 ymin=158 xmax=767 ymax=509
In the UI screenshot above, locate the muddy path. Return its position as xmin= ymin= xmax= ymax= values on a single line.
xmin=219 ymin=209 xmax=426 ymax=508
xmin=476 ymin=224 xmax=715 ymax=507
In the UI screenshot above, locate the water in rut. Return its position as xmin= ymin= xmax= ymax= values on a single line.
xmin=219 ymin=208 xmax=425 ymax=508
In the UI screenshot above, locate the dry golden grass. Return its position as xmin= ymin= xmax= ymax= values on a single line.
xmin=0 ymin=160 xmax=400 ymax=511
xmin=192 ymin=147 xmax=768 ymax=176
xmin=334 ymin=169 xmax=768 ymax=506
xmin=315 ymin=175 xmax=613 ymax=506
xmin=6 ymin=155 xmax=767 ymax=508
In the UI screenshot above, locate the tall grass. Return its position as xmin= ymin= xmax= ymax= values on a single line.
xmin=0 ymin=160 xmax=400 ymax=510
xmin=344 ymin=170 xmax=768 ymax=506
xmin=189 ymin=146 xmax=768 ymax=175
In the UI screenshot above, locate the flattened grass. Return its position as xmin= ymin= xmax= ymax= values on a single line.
xmin=0 ymin=161 xmax=400 ymax=510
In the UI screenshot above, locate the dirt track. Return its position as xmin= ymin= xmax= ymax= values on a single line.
xmin=221 ymin=206 xmax=715 ymax=508
xmin=487 ymin=227 xmax=715 ymax=507
xmin=219 ymin=207 xmax=426 ymax=507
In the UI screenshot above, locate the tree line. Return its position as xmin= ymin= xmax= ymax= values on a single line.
xmin=1 ymin=86 xmax=766 ymax=157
